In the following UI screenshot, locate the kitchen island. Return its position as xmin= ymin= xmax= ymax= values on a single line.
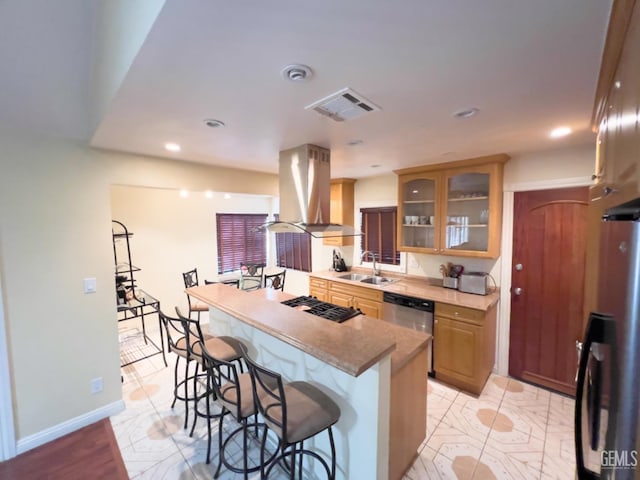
xmin=187 ymin=284 xmax=431 ymax=480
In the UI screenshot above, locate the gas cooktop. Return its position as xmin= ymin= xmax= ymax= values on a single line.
xmin=280 ymin=296 xmax=361 ymax=323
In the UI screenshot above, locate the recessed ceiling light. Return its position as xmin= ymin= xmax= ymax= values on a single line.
xmin=453 ymin=108 xmax=479 ymax=119
xmin=615 ymin=81 xmax=622 ymax=89
xmin=550 ymin=126 xmax=572 ymax=138
xmin=223 ymin=193 xmax=231 ymax=200
xmin=281 ymin=64 xmax=313 ymax=83
xmin=204 ymin=119 xmax=225 ymax=128
xmin=347 ymin=139 xmax=363 ymax=146
xmin=165 ymin=142 xmax=181 ymax=152
xmin=204 ymin=190 xmax=214 ymax=199
xmin=179 ymin=189 xmax=189 ymax=198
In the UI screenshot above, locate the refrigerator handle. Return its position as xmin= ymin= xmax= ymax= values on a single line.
xmin=575 ymin=340 xmax=583 ymax=382
xmin=575 ymin=313 xmax=610 ymax=480
xmin=575 ymin=322 xmax=593 ymax=478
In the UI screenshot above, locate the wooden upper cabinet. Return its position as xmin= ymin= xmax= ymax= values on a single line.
xmin=324 ymin=178 xmax=356 ymax=246
xmin=591 ymin=0 xmax=640 ymax=205
xmin=395 ymin=154 xmax=508 ymax=258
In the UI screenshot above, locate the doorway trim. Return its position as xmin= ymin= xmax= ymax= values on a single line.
xmin=496 ymin=175 xmax=592 ymax=376
xmin=0 ymin=274 xmax=16 ymax=460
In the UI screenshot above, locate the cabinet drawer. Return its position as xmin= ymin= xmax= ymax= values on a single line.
xmin=354 ymin=298 xmax=383 ymax=319
xmin=328 ymin=292 xmax=353 ymax=308
xmin=309 ymin=277 xmax=328 ymax=289
xmin=436 ymin=302 xmax=484 ymax=325
xmin=309 ymin=288 xmax=328 ymax=302
xmin=329 ymin=281 xmax=383 ymax=302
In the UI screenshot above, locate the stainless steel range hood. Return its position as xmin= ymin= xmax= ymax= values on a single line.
xmin=263 ymin=144 xmax=361 ymax=238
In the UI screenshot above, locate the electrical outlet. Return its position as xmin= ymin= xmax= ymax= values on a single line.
xmin=90 ymin=377 xmax=103 ymax=394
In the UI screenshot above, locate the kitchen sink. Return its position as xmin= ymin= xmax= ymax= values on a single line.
xmin=360 ymin=276 xmax=397 ymax=285
xmin=337 ymin=273 xmax=371 ymax=281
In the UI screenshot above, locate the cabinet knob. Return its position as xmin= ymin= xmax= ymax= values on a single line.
xmin=603 ymin=186 xmax=618 ymax=196
xmin=454 ymin=311 xmax=459 ymax=316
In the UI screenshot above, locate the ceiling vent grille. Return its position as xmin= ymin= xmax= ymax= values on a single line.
xmin=305 ymin=87 xmax=381 ymax=122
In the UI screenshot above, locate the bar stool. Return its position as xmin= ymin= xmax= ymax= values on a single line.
xmin=241 ymin=344 xmax=341 ymax=479
xmin=159 ymin=309 xmax=212 ymax=429
xmin=200 ymin=340 xmax=276 ymax=477
xmin=175 ymin=308 xmax=244 ymax=438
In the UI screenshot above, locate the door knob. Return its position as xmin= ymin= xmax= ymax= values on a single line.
xmin=513 ymin=287 xmax=523 ymax=295
xmin=515 ymin=263 xmax=523 ymax=271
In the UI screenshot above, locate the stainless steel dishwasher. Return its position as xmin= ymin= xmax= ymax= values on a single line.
xmin=382 ymin=292 xmax=435 ymax=376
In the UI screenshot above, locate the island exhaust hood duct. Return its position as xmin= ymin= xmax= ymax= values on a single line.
xmin=262 ymin=144 xmax=361 ymax=238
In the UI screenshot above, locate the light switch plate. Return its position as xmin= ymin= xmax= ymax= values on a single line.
xmin=83 ymin=277 xmax=97 ymax=294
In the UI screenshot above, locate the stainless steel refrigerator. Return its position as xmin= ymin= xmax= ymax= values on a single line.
xmin=575 ymin=199 xmax=640 ymax=479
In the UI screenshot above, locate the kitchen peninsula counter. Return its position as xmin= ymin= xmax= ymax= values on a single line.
xmin=187 ymin=284 xmax=404 ymax=376
xmin=187 ymin=283 xmax=430 ymax=480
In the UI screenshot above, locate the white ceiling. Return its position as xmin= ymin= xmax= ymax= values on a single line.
xmin=1 ymin=1 xmax=613 ymax=178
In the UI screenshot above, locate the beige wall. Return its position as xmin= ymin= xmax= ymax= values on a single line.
xmin=110 ymin=186 xmax=275 ymax=314
xmin=503 ymin=144 xmax=595 ymax=189
xmin=0 ymin=133 xmax=277 ymax=442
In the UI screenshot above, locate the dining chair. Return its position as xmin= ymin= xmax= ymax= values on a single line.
xmin=182 ymin=268 xmax=209 ymax=320
xmin=264 ymin=270 xmax=286 ymax=291
xmin=239 ymin=262 xmax=265 ymax=291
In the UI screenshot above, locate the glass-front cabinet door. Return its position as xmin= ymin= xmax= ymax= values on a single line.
xmin=442 ymin=163 xmax=500 ymax=257
xmin=398 ymin=173 xmax=440 ymax=252
xmin=396 ymin=157 xmax=505 ymax=258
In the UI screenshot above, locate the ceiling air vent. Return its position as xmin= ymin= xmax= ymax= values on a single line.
xmin=305 ymin=87 xmax=381 ymax=122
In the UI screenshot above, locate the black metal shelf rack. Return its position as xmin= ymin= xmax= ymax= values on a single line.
xmin=112 ymin=220 xmax=166 ymax=368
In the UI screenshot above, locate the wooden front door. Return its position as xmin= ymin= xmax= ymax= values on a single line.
xmin=509 ymin=187 xmax=589 ymax=395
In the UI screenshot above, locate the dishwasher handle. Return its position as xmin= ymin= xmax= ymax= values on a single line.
xmin=383 ymin=292 xmax=434 ymax=312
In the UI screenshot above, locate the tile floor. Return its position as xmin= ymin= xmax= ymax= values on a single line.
xmin=112 ymin=326 xmax=576 ymax=479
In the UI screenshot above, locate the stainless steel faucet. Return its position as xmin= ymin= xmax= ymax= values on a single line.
xmin=361 ymin=250 xmax=381 ymax=276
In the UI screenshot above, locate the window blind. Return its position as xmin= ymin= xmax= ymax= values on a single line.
xmin=274 ymin=214 xmax=312 ymax=272
xmin=360 ymin=207 xmax=400 ymax=265
xmin=216 ymin=213 xmax=268 ymax=274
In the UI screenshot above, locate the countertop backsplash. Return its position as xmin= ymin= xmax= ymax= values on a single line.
xmin=405 ymin=252 xmax=500 ymax=286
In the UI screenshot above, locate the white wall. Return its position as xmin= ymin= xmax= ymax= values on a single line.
xmin=0 ymin=132 xmax=277 ymax=449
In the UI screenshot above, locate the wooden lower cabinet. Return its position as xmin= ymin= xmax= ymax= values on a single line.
xmin=308 ymin=276 xmax=384 ymax=319
xmin=434 ymin=302 xmax=496 ymax=394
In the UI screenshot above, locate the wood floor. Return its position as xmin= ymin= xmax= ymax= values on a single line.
xmin=0 ymin=419 xmax=128 ymax=480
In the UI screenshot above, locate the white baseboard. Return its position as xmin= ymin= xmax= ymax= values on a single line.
xmin=16 ymin=400 xmax=125 ymax=455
